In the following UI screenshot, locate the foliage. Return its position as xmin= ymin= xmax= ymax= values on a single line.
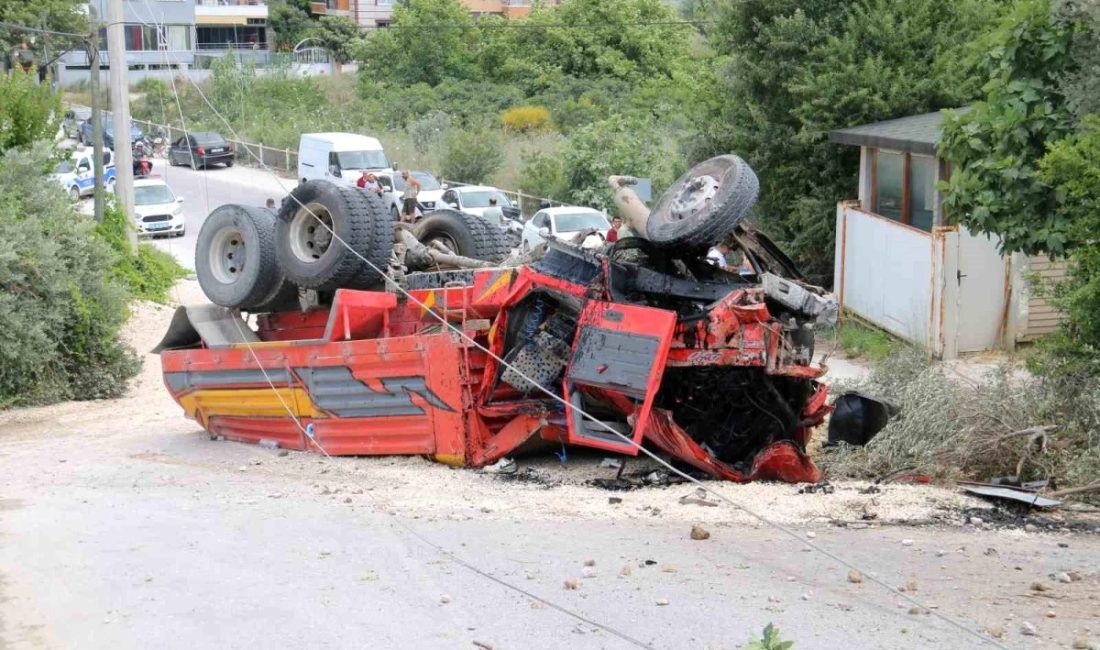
xmin=703 ymin=0 xmax=1005 ymax=283
xmin=0 ymin=70 xmax=62 ymax=151
xmin=940 ymin=0 xmax=1078 ymax=257
xmin=560 ymin=115 xmax=681 ymax=210
xmin=501 ymin=105 xmax=552 ymax=133
xmin=746 ymin=623 xmax=795 ymax=650
xmin=407 ymin=111 xmax=452 ymax=156
xmin=358 ymin=0 xmax=476 ymax=86
xmin=0 ymin=0 xmax=88 ymax=54
xmin=440 ymin=129 xmax=504 ymax=184
xmin=821 ymin=347 xmax=1100 ymax=490
xmin=519 ymin=149 xmax=568 ymax=202
xmin=837 ymin=319 xmax=899 ymax=361
xmin=268 ymin=0 xmax=316 ymax=50
xmin=95 ymin=200 xmax=188 ymax=304
xmin=312 ymin=15 xmax=365 ymax=64
xmin=0 ymin=143 xmax=138 ymax=408
xmin=1055 ymin=0 xmax=1100 ymax=119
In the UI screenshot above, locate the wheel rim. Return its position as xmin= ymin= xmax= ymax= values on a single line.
xmin=287 ymin=202 xmax=334 ymax=264
xmin=668 ymin=174 xmax=720 ymax=221
xmin=208 ymin=225 xmax=247 ymax=284
xmin=422 ymin=232 xmax=459 ymax=254
xmin=70 ymin=187 xmax=79 ymax=200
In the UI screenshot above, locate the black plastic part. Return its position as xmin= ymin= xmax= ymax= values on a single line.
xmin=827 ymin=392 xmax=898 ymax=446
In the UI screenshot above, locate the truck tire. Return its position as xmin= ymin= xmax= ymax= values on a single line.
xmin=275 ymin=180 xmax=393 ymax=291
xmin=413 ymin=209 xmax=511 ymax=263
xmin=195 ymin=204 xmax=290 ymax=310
xmin=645 ymin=155 xmax=759 ymax=251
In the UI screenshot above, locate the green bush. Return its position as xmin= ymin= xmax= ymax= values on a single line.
xmin=519 ymin=150 xmax=567 ymax=201
xmin=440 ymin=129 xmax=504 ymax=184
xmin=95 ymin=200 xmax=189 ymax=304
xmin=0 ymin=144 xmax=139 ymax=407
xmin=0 ymin=70 xmax=61 ymax=151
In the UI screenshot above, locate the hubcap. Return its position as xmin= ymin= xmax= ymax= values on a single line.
xmin=423 ymin=233 xmax=458 ymax=254
xmin=288 ymin=202 xmax=334 ymax=264
xmin=668 ymin=174 xmax=720 ymax=221
xmin=208 ymin=226 xmax=247 ymax=284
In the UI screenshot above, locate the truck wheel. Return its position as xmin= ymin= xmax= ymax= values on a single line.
xmin=414 ymin=209 xmax=510 ymax=263
xmin=195 ymin=204 xmax=291 ymax=310
xmin=645 ymin=155 xmax=759 ymax=251
xmin=275 ymin=180 xmax=393 ymax=291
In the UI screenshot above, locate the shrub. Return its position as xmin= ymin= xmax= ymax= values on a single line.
xmin=440 ymin=129 xmax=504 ymax=184
xmin=519 ymin=149 xmax=567 ymax=211
xmin=501 ymin=105 xmax=552 ymax=133
xmin=0 ymin=70 xmax=62 ymax=151
xmin=407 ymin=111 xmax=453 ymax=156
xmin=0 ymin=144 xmax=139 ymax=407
xmin=95 ymin=200 xmax=189 ymax=304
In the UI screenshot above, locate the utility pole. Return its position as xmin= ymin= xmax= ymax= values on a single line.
xmin=105 ymin=0 xmax=137 ymax=250
xmin=87 ymin=6 xmax=106 ymax=224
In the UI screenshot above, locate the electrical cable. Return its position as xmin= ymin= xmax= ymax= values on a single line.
xmin=155 ymin=44 xmax=1009 ymax=650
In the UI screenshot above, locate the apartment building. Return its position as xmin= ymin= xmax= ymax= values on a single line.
xmin=312 ymin=0 xmax=561 ymax=30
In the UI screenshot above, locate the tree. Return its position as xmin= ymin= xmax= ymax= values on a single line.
xmin=358 ymin=0 xmax=476 ymax=86
xmin=440 ymin=129 xmax=504 ymax=184
xmin=268 ymin=0 xmax=315 ymax=50
xmin=702 ymin=0 xmax=1005 ymax=283
xmin=0 ymin=0 xmax=88 ymax=59
xmin=939 ymin=0 xmax=1077 ymax=257
xmin=312 ymin=15 xmax=364 ymax=64
xmin=0 ymin=69 xmax=61 ymax=151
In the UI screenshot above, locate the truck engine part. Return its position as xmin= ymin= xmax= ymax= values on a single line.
xmin=194 ymin=204 xmax=295 ymax=311
xmin=762 ymin=272 xmax=839 ymax=325
xmin=274 ymin=181 xmax=393 ymax=291
xmin=645 ymin=155 xmax=759 ymax=251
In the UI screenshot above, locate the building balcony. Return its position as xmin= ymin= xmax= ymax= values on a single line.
xmin=196 ymin=1 xmax=268 ymax=24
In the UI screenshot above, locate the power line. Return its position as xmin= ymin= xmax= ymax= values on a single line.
xmin=0 ymin=20 xmax=87 ymax=39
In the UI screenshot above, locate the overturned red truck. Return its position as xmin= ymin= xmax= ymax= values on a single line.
xmin=158 ymin=155 xmax=841 ymax=482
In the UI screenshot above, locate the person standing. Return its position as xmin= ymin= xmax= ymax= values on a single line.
xmin=399 ymin=170 xmax=421 ymax=223
xmin=482 ymin=197 xmax=504 ymax=226
xmin=607 ymin=215 xmax=622 ymax=243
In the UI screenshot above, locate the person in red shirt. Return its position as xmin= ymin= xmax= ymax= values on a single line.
xmin=606 ymin=215 xmax=622 ymax=243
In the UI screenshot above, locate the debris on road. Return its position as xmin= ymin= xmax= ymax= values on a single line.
xmin=678 ymin=488 xmax=719 ymax=507
xmin=847 ymin=570 xmax=863 ymax=584
xmin=960 ymin=483 xmax=1062 ymax=508
xmin=689 ymin=525 xmax=711 ymax=540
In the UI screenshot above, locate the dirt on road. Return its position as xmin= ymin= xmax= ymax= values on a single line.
xmin=1 ymin=281 xmax=1097 ymax=649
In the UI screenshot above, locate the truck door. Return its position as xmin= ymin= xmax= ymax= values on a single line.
xmin=562 ymin=300 xmax=676 ymax=454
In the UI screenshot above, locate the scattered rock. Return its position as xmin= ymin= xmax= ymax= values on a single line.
xmin=344 ymin=497 xmax=352 ymax=504
xmin=660 ymin=566 xmax=678 ymax=574
xmin=1020 ymin=621 xmax=1037 ymax=636
xmin=690 ymin=525 xmax=711 ymax=541
xmin=236 ymin=466 xmax=247 ymax=472
xmin=847 ymin=570 xmax=863 ymax=584
xmin=581 ymin=567 xmax=596 ymax=579
xmin=906 ymin=579 xmax=918 ymax=593
xmin=655 ymin=598 xmax=669 ymax=606
xmin=971 ymin=516 xmax=984 ymax=526
xmin=984 ymin=547 xmax=998 ymax=556
xmin=901 ymin=539 xmax=914 ymax=546
xmin=583 ymin=559 xmax=596 ymax=567
xmin=440 ymin=595 xmax=451 ymax=604
xmin=1030 ymin=582 xmax=1049 ymax=592
xmin=268 ymin=493 xmax=284 ymax=499
xmin=619 ymin=565 xmax=632 ymax=577
xmin=985 ymin=625 xmax=1005 ymax=639
xmin=1058 ymin=542 xmax=1069 ymax=548
xmin=908 ymin=607 xmax=923 ymax=615
xmin=1055 ymin=571 xmax=1073 ymax=584
xmin=806 ymin=531 xmax=817 ymax=539
xmin=1072 ymin=639 xmax=1089 ymax=649
xmin=1025 ymin=523 xmax=1037 ymax=532
xmin=608 ymin=497 xmax=622 ymax=505
xmin=1045 ymin=610 xmax=1056 ymax=618
xmin=801 ymin=593 xmax=811 ymax=601
xmin=1067 ymin=570 xmax=1082 ymax=582
xmin=563 ymin=578 xmax=579 ymax=590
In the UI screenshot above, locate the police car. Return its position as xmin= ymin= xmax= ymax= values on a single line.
xmin=51 ymin=147 xmax=117 ymax=201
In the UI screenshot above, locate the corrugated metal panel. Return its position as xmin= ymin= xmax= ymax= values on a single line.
xmin=1021 ymin=255 xmax=1067 ymax=341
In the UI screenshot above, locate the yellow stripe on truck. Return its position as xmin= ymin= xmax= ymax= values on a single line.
xmin=178 ymin=388 xmax=323 ymax=421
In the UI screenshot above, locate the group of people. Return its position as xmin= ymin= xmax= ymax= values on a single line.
xmin=357 ymin=169 xmax=421 ymax=223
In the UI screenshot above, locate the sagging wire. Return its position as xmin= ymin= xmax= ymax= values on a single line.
xmin=171 ymin=58 xmax=1008 ymax=650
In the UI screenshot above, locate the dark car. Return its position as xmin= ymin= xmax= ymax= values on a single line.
xmin=78 ymin=115 xmax=143 ymax=150
xmin=167 ymin=132 xmax=234 ymax=169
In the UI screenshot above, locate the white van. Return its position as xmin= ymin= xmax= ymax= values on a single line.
xmin=297 ymin=132 xmax=391 ymax=185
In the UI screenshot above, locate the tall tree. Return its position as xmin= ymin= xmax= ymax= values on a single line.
xmin=0 ymin=0 xmax=88 ymax=70
xmin=0 ymin=69 xmax=61 ymax=151
xmin=359 ymin=0 xmax=476 ymax=86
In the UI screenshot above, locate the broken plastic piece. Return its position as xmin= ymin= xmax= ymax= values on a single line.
xmin=827 ymin=392 xmax=897 ymax=446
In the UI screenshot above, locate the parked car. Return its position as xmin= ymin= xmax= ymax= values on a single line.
xmin=168 ymin=131 xmax=234 ymax=169
xmin=79 ymin=115 xmax=143 ymax=151
xmin=62 ymin=107 xmax=90 ymax=140
xmin=298 ymin=132 xmax=390 ymax=184
xmin=374 ymin=170 xmax=446 ymax=220
xmin=133 ymin=178 xmax=186 ymax=237
xmin=439 ymin=185 xmax=516 ymax=219
xmin=50 ymin=147 xmax=116 ymax=201
xmin=521 ymin=206 xmax=611 ymax=251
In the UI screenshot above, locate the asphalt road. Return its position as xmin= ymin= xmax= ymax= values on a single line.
xmin=142 ymin=158 xmax=297 ymax=271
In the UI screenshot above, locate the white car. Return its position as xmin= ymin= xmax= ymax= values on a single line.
xmin=522 ymin=207 xmax=612 ymax=251
xmin=439 ymin=185 xmax=515 ymax=219
xmin=50 ymin=147 xmax=116 ymax=201
xmin=133 ymin=178 xmax=186 ymax=237
xmin=375 ymin=170 xmax=446 ymax=220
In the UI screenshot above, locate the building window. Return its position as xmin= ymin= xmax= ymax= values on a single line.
xmin=114 ymin=24 xmax=191 ymax=51
xmin=871 ymin=149 xmax=939 ymax=232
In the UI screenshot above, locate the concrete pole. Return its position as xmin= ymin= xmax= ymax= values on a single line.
xmin=87 ymin=7 xmax=106 ymax=224
xmin=105 ymin=0 xmax=137 ymax=250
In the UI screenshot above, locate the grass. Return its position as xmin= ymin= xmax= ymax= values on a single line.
xmin=836 ymin=318 xmax=899 ymax=361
